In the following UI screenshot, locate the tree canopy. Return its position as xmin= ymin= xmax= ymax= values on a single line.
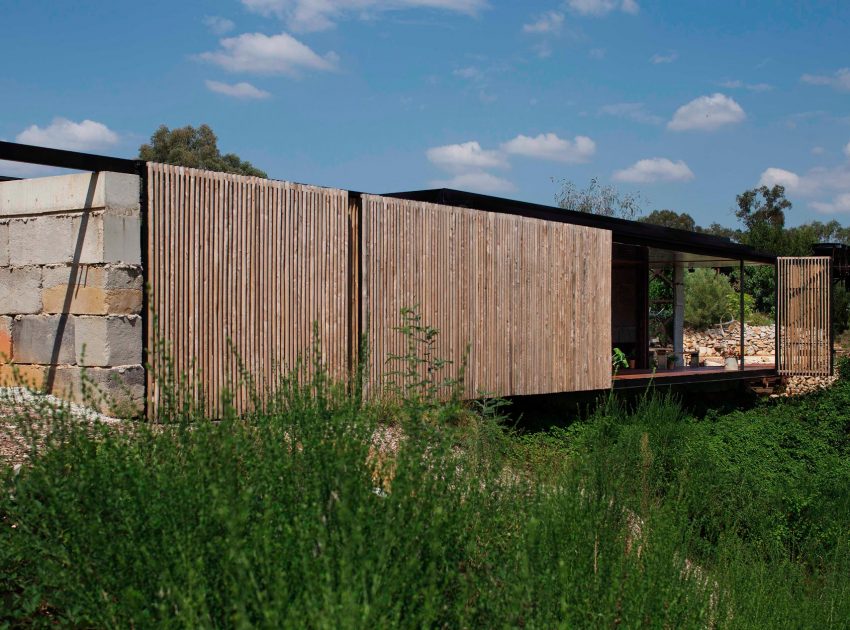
xmin=554 ymin=177 xmax=642 ymax=220
xmin=640 ymin=209 xmax=697 ymax=232
xmin=139 ymin=124 xmax=268 ymax=178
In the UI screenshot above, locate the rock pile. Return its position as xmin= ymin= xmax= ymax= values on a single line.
xmin=684 ymin=322 xmax=775 ymax=365
xmin=779 ymin=375 xmax=839 ymax=397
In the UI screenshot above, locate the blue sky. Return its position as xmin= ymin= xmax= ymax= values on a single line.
xmin=2 ymin=0 xmax=850 ymax=227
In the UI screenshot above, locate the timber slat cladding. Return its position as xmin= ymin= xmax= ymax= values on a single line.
xmin=360 ymin=195 xmax=613 ymax=397
xmin=147 ymin=164 xmax=350 ymax=417
xmin=778 ymin=256 xmax=832 ymax=376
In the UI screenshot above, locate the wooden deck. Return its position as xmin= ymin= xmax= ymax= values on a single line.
xmin=613 ymin=364 xmax=776 ymax=389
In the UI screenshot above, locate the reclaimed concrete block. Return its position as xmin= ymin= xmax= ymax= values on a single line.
xmin=0 ymin=171 xmax=140 ymax=217
xmin=102 ymin=214 xmax=141 ymax=264
xmin=0 ymin=364 xmax=46 ymax=389
xmin=0 ymin=315 xmax=11 ymax=362
xmin=42 ymin=265 xmax=143 ymax=315
xmin=74 ymin=315 xmax=142 ymax=367
xmin=52 ymin=365 xmax=144 ymax=417
xmin=11 ymin=314 xmax=75 ymax=365
xmin=0 ymin=267 xmax=41 ymax=314
xmin=8 ymin=215 xmax=76 ymax=265
xmin=0 ymin=221 xmax=8 ymax=266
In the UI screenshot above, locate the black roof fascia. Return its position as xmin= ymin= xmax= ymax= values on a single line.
xmin=386 ymin=188 xmax=776 ymax=265
xmin=0 ymin=140 xmax=143 ymax=176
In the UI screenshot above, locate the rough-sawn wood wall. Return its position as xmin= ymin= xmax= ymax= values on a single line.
xmin=147 ymin=164 xmax=352 ymax=416
xmin=360 ymin=195 xmax=613 ymax=397
xmin=777 ymin=256 xmax=832 ymax=376
xmin=147 ymin=165 xmax=613 ymax=416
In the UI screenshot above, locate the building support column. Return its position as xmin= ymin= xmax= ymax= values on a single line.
xmin=673 ymin=260 xmax=685 ymax=368
xmin=740 ymin=259 xmax=745 ymax=370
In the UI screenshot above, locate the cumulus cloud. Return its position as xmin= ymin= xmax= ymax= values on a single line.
xmin=801 ymin=68 xmax=850 ymax=92
xmin=667 ymin=93 xmax=745 ymax=131
xmin=565 ymin=0 xmax=638 ymax=16
xmin=198 ymin=32 xmax=338 ymax=76
xmin=432 ymin=171 xmax=516 ymax=194
xmin=757 ymin=147 xmax=850 ymax=214
xmin=242 ymin=0 xmax=488 ymax=32
xmin=759 ymin=167 xmax=802 ymax=191
xmin=598 ymin=102 xmax=662 ymax=125
xmin=205 ymin=79 xmax=271 ymax=99
xmin=650 ymin=51 xmax=677 ymax=64
xmin=16 ymin=118 xmax=119 ymax=151
xmin=501 ymin=133 xmax=595 ymax=163
xmin=811 ymin=194 xmax=850 ymax=214
xmin=203 ymin=15 xmax=235 ymax=34
xmin=522 ymin=11 xmax=564 ymax=33
xmin=426 ymin=141 xmax=508 ymax=171
xmin=613 ymin=158 xmax=694 ymax=183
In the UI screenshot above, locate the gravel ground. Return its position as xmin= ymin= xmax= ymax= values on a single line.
xmin=0 ymin=387 xmax=120 ymax=469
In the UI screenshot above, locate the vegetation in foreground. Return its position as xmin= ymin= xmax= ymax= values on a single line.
xmin=1 ymin=357 xmax=850 ymax=628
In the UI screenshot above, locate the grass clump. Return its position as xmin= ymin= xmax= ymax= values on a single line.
xmin=1 ymin=317 xmax=849 ymax=626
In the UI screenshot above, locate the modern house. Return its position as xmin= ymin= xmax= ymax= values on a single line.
xmin=0 ymin=141 xmax=834 ymax=417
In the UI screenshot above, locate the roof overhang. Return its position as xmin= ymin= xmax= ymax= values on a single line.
xmin=386 ymin=188 xmax=776 ymax=266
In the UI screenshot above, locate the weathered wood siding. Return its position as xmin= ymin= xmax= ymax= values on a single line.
xmin=360 ymin=195 xmax=612 ymax=397
xmin=778 ymin=256 xmax=832 ymax=376
xmin=147 ymin=164 xmax=351 ymax=416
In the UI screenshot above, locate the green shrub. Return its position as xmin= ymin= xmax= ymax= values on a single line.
xmin=2 ymin=341 xmax=850 ymax=626
xmin=685 ymin=268 xmax=736 ymax=328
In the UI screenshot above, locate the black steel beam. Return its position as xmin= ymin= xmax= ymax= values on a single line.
xmin=613 ymin=367 xmax=776 ymax=390
xmin=0 ymin=140 xmax=143 ymax=176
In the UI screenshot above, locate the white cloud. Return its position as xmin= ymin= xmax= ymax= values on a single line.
xmin=667 ymin=93 xmax=745 ymax=131
xmin=758 ymin=167 xmax=802 ymax=191
xmin=757 ymin=152 xmax=850 ymax=214
xmin=650 ymin=51 xmax=677 ymax=64
xmin=598 ymin=102 xmax=662 ymax=125
xmin=432 ymin=171 xmax=516 ymax=194
xmin=16 ymin=118 xmax=119 ymax=151
xmin=198 ymin=32 xmax=338 ymax=76
xmin=801 ymin=68 xmax=850 ymax=92
xmin=522 ymin=11 xmax=563 ymax=33
xmin=588 ymin=47 xmax=606 ymax=59
xmin=205 ymin=79 xmax=271 ymax=99
xmin=501 ymin=133 xmax=595 ymax=163
xmin=242 ymin=0 xmax=488 ymax=32
xmin=811 ymin=146 xmax=825 ymax=156
xmin=565 ymin=0 xmax=638 ymax=16
xmin=844 ymin=141 xmax=850 ymax=159
xmin=719 ymin=79 xmax=772 ymax=92
xmin=811 ymin=194 xmax=850 ymax=214
xmin=203 ymin=15 xmax=235 ymax=34
xmin=426 ymin=141 xmax=507 ymax=171
xmin=613 ymin=158 xmax=694 ymax=183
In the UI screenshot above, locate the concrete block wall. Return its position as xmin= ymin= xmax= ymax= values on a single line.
xmin=0 ymin=171 xmax=144 ymax=416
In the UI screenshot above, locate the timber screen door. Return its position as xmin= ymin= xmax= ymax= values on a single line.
xmin=777 ymin=256 xmax=832 ymax=376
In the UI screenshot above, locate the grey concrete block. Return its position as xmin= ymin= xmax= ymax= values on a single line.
xmin=0 ymin=221 xmax=8 ymax=266
xmin=41 ymin=264 xmax=143 ymax=290
xmin=52 ymin=365 xmax=145 ymax=417
xmin=8 ymin=216 xmax=76 ymax=265
xmin=102 ymin=214 xmax=141 ymax=264
xmin=11 ymin=314 xmax=75 ymax=364
xmin=75 ymin=315 xmax=142 ymax=367
xmin=0 ymin=171 xmax=140 ymax=218
xmin=0 ymin=267 xmax=41 ymax=314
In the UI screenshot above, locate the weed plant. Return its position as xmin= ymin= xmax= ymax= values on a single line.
xmin=1 ymin=318 xmax=849 ymax=627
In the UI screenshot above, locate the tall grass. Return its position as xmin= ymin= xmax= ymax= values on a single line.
xmin=1 ymin=351 xmax=849 ymax=626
